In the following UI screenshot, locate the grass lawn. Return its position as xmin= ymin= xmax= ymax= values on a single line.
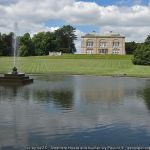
xmin=0 ymin=54 xmax=149 ymax=77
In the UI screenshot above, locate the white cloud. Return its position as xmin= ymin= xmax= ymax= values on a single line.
xmin=30 ymin=26 xmax=60 ymax=37
xmin=0 ymin=0 xmax=74 ymax=33
xmin=100 ymin=26 xmax=150 ymax=42
xmin=0 ymin=0 xmax=150 ymax=51
xmin=62 ymin=2 xmax=101 ymax=25
xmin=61 ymin=2 xmax=150 ymax=27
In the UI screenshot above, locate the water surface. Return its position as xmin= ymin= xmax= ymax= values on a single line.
xmin=0 ymin=75 xmax=150 ymax=149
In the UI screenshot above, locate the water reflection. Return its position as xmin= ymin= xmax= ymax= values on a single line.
xmin=0 ymin=85 xmax=30 ymax=102
xmin=138 ymin=82 xmax=150 ymax=111
xmin=33 ymin=90 xmax=73 ymax=108
xmin=0 ymin=75 xmax=150 ymax=149
xmin=0 ymin=85 xmax=21 ymax=100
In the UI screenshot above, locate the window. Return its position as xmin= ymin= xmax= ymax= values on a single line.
xmin=87 ymin=50 xmax=93 ymax=54
xmin=86 ymin=40 xmax=94 ymax=48
xmin=113 ymin=40 xmax=119 ymax=48
xmin=112 ymin=49 xmax=120 ymax=54
xmin=99 ymin=40 xmax=107 ymax=48
xmin=99 ymin=49 xmax=108 ymax=54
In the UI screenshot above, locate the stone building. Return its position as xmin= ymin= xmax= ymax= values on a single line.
xmin=81 ymin=32 xmax=125 ymax=55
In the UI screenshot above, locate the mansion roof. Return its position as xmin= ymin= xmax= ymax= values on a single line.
xmin=81 ymin=32 xmax=125 ymax=38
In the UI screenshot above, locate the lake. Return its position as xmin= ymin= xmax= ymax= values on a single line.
xmin=0 ymin=75 xmax=150 ymax=150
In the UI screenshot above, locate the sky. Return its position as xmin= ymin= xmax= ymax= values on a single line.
xmin=1 ymin=0 xmax=150 ymax=53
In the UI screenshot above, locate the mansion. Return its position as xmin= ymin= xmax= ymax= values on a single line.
xmin=81 ymin=32 xmax=125 ymax=55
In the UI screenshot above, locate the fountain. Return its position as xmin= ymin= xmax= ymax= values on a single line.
xmin=0 ymin=23 xmax=33 ymax=85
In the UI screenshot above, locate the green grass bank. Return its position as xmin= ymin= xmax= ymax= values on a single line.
xmin=0 ymin=54 xmax=149 ymax=77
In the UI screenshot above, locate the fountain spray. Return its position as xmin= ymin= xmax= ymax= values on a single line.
xmin=13 ymin=22 xmax=18 ymax=68
xmin=0 ymin=22 xmax=33 ymax=84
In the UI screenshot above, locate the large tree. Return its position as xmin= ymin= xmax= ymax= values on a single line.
xmin=145 ymin=34 xmax=150 ymax=45
xmin=32 ymin=32 xmax=47 ymax=56
xmin=19 ymin=33 xmax=34 ymax=56
xmin=125 ymin=41 xmax=137 ymax=54
xmin=0 ymin=33 xmax=4 ymax=55
xmin=44 ymin=32 xmax=57 ymax=54
xmin=0 ymin=25 xmax=77 ymax=56
xmin=0 ymin=33 xmax=13 ymax=56
xmin=32 ymin=31 xmax=58 ymax=55
xmin=132 ymin=34 xmax=150 ymax=65
xmin=132 ymin=44 xmax=150 ymax=65
xmin=55 ymin=25 xmax=77 ymax=53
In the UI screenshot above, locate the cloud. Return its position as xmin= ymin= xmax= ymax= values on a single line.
xmin=64 ymin=2 xmax=150 ymax=42
xmin=0 ymin=0 xmax=74 ymax=32
xmin=65 ymin=2 xmax=150 ymax=41
xmin=0 ymin=0 xmax=150 ymax=52
xmin=0 ymin=0 xmax=18 ymax=5
xmin=65 ymin=2 xmax=150 ymax=27
xmin=100 ymin=26 xmax=150 ymax=42
xmin=62 ymin=2 xmax=101 ymax=25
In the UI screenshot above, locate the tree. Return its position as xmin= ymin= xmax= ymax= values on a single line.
xmin=44 ymin=32 xmax=57 ymax=54
xmin=0 ymin=33 xmax=13 ymax=56
xmin=145 ymin=34 xmax=150 ymax=45
xmin=0 ymin=33 xmax=4 ymax=55
xmin=19 ymin=33 xmax=34 ymax=56
xmin=19 ymin=45 xmax=29 ymax=56
xmin=32 ymin=32 xmax=46 ymax=55
xmin=132 ymin=34 xmax=150 ymax=65
xmin=0 ymin=25 xmax=77 ymax=56
xmin=132 ymin=44 xmax=150 ymax=65
xmin=55 ymin=25 xmax=77 ymax=53
xmin=125 ymin=41 xmax=137 ymax=54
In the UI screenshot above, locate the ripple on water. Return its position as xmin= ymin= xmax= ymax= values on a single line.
xmin=0 ymin=75 xmax=150 ymax=147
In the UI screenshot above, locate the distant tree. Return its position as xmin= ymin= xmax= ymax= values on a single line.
xmin=132 ymin=34 xmax=150 ymax=65
xmin=44 ymin=32 xmax=57 ymax=54
xmin=0 ymin=33 xmax=4 ymax=55
xmin=0 ymin=25 xmax=77 ymax=56
xmin=125 ymin=41 xmax=137 ymax=54
xmin=6 ymin=32 xmax=13 ymax=56
xmin=19 ymin=45 xmax=29 ymax=56
xmin=132 ymin=44 xmax=150 ymax=65
xmin=19 ymin=33 xmax=34 ymax=56
xmin=0 ymin=33 xmax=13 ymax=56
xmin=32 ymin=32 xmax=46 ymax=55
xmin=55 ymin=25 xmax=77 ymax=53
xmin=145 ymin=34 xmax=150 ymax=45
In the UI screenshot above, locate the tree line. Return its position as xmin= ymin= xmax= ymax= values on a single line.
xmin=0 ymin=25 xmax=77 ymax=56
xmin=0 ymin=25 xmax=149 ymax=65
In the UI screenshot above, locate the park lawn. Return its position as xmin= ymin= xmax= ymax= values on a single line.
xmin=0 ymin=54 xmax=149 ymax=77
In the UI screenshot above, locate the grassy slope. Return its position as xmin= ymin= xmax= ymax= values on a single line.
xmin=0 ymin=54 xmax=149 ymax=77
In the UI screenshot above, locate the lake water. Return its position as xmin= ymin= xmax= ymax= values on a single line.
xmin=0 ymin=75 xmax=150 ymax=150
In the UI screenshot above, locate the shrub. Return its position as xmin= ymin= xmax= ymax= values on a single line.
xmin=132 ymin=44 xmax=150 ymax=65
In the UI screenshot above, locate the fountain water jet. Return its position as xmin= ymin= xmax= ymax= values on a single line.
xmin=13 ymin=30 xmax=17 ymax=67
xmin=0 ymin=22 xmax=33 ymax=85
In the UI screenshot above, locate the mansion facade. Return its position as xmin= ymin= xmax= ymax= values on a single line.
xmin=81 ymin=32 xmax=125 ymax=55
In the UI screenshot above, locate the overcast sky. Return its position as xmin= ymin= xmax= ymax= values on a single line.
xmin=0 ymin=0 xmax=150 ymax=53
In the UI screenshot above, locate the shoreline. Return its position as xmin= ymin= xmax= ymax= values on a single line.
xmin=1 ymin=73 xmax=149 ymax=79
